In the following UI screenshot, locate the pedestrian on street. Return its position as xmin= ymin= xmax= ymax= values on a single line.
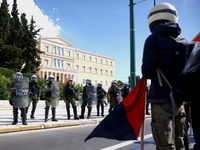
xmin=63 ymin=77 xmax=79 ymax=120
xmin=26 ymin=75 xmax=40 ymax=119
xmin=141 ymin=3 xmax=186 ymax=150
xmin=96 ymin=83 xmax=107 ymax=117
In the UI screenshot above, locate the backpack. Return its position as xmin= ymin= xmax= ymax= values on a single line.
xmin=170 ymin=36 xmax=200 ymax=102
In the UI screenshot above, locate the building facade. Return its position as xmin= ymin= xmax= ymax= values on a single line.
xmin=36 ymin=37 xmax=115 ymax=91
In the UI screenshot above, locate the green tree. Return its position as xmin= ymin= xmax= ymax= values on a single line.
xmin=0 ymin=0 xmax=10 ymax=44
xmin=0 ymin=75 xmax=11 ymax=100
xmin=19 ymin=13 xmax=43 ymax=73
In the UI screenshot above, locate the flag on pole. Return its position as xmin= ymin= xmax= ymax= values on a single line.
xmin=85 ymin=77 xmax=147 ymax=142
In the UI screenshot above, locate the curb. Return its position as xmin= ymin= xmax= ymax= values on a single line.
xmin=0 ymin=119 xmax=104 ymax=134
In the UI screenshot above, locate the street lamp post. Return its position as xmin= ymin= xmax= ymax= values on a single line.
xmin=129 ymin=0 xmax=136 ymax=89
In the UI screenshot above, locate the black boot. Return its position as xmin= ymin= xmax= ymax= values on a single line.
xmin=51 ymin=108 xmax=58 ymax=121
xmin=44 ymin=106 xmax=49 ymax=122
xmin=26 ymin=107 xmax=28 ymax=114
xmin=21 ymin=108 xmax=27 ymax=125
xmin=66 ymin=106 xmax=70 ymax=120
xmin=101 ymin=106 xmax=104 ymax=117
xmin=73 ymin=106 xmax=79 ymax=120
xmin=12 ymin=107 xmax=18 ymax=125
xmin=87 ymin=107 xmax=92 ymax=119
xmin=79 ymin=106 xmax=85 ymax=119
xmin=97 ymin=106 xmax=99 ymax=116
xmin=30 ymin=106 xmax=36 ymax=119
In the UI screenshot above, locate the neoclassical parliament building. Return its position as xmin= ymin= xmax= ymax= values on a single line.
xmin=36 ymin=37 xmax=115 ymax=91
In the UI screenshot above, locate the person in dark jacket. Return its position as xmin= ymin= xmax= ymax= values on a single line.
xmin=141 ymin=3 xmax=186 ymax=150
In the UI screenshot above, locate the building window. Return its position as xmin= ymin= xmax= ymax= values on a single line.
xmin=95 ymin=80 xmax=97 ymax=85
xmin=67 ymin=63 xmax=71 ymax=69
xmin=53 ymin=46 xmax=56 ymax=54
xmin=58 ymin=47 xmax=60 ymax=55
xmin=89 ymin=67 xmax=92 ymax=73
xmin=100 ymin=69 xmax=103 ymax=75
xmin=100 ymin=59 xmax=103 ymax=64
xmin=76 ymin=54 xmax=79 ymax=59
xmin=82 ymin=66 xmax=86 ymax=72
xmin=67 ymin=51 xmax=71 ymax=57
xmin=57 ymin=59 xmax=60 ymax=67
xmin=61 ymin=60 xmax=64 ymax=67
xmin=110 ymin=61 xmax=113 ymax=66
xmin=61 ymin=48 xmax=64 ymax=55
xmin=105 ymin=81 xmax=108 ymax=86
xmin=106 ymin=60 xmax=108 ymax=65
xmin=44 ymin=59 xmax=48 ymax=66
xmin=83 ymin=55 xmax=85 ymax=60
xmin=94 ymin=68 xmax=97 ymax=74
xmin=76 ymin=65 xmax=79 ymax=71
xmin=105 ymin=70 xmax=108 ymax=76
xmin=110 ymin=71 xmax=113 ymax=76
xmin=95 ymin=58 xmax=97 ymax=63
xmin=45 ymin=46 xmax=49 ymax=52
xmin=53 ymin=58 xmax=56 ymax=66
xmin=89 ymin=56 xmax=92 ymax=62
xmin=83 ymin=79 xmax=85 ymax=84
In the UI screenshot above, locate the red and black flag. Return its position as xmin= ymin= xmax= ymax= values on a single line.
xmin=85 ymin=77 xmax=147 ymax=142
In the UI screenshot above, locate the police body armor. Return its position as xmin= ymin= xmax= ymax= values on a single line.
xmin=13 ymin=77 xmax=29 ymax=108
xmin=50 ymin=81 xmax=60 ymax=107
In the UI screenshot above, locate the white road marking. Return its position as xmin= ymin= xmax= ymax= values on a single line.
xmin=100 ymin=134 xmax=152 ymax=150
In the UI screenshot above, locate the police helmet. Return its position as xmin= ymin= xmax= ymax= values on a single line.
xmin=66 ymin=77 xmax=73 ymax=82
xmin=97 ymin=83 xmax=102 ymax=87
xmin=31 ymin=75 xmax=38 ymax=82
xmin=14 ymin=72 xmax=23 ymax=81
xmin=48 ymin=75 xmax=55 ymax=83
xmin=111 ymin=80 xmax=117 ymax=84
xmin=86 ymin=79 xmax=91 ymax=84
xmin=148 ymin=3 xmax=178 ymax=31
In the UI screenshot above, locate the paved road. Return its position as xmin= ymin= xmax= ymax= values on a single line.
xmin=0 ymin=100 xmax=111 ymax=133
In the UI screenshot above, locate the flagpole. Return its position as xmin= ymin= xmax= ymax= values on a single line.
xmin=140 ymin=93 xmax=146 ymax=150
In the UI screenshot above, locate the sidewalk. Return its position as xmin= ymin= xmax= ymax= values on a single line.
xmin=0 ymin=100 xmax=151 ymax=134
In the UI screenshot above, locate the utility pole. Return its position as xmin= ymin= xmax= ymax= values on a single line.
xmin=129 ymin=0 xmax=136 ymax=89
xmin=129 ymin=0 xmax=146 ymax=89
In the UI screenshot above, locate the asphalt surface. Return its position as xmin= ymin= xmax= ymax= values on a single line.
xmin=0 ymin=100 xmax=151 ymax=134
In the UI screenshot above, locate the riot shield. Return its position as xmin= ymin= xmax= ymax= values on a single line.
xmin=50 ymin=81 xmax=60 ymax=107
xmin=86 ymin=85 xmax=97 ymax=105
xmin=13 ymin=77 xmax=29 ymax=108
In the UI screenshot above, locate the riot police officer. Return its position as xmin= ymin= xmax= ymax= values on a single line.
xmin=79 ymin=79 xmax=96 ymax=119
xmin=44 ymin=75 xmax=59 ymax=122
xmin=107 ymin=80 xmax=120 ymax=113
xmin=63 ymin=77 xmax=79 ymax=120
xmin=10 ymin=72 xmax=29 ymax=125
xmin=26 ymin=75 xmax=40 ymax=119
xmin=121 ymin=82 xmax=130 ymax=99
xmin=96 ymin=83 xmax=106 ymax=117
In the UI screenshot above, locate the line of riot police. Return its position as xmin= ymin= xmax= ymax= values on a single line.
xmin=9 ymin=72 xmax=130 ymax=125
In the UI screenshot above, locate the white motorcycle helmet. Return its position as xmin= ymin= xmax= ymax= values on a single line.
xmin=148 ymin=3 xmax=178 ymax=31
